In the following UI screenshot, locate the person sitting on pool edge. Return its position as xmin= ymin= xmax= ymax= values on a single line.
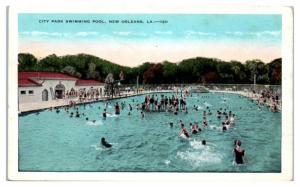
xmin=101 ymin=137 xmax=112 ymax=148
xmin=233 ymin=140 xmax=245 ymax=165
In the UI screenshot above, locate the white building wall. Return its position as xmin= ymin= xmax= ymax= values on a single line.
xmin=19 ymin=80 xmax=77 ymax=103
xmin=19 ymin=79 xmax=105 ymax=104
xmin=18 ymin=87 xmax=43 ymax=103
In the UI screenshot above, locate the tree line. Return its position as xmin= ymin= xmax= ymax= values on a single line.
xmin=18 ymin=53 xmax=281 ymax=85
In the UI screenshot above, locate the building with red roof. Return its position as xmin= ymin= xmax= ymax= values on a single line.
xmin=19 ymin=72 xmax=104 ymax=104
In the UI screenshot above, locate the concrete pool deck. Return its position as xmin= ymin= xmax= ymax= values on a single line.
xmin=210 ymin=90 xmax=282 ymax=111
xmin=18 ymin=89 xmax=280 ymax=113
xmin=18 ymin=90 xmax=174 ymax=113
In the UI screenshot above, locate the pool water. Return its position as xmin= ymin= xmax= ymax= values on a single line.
xmin=19 ymin=92 xmax=281 ymax=172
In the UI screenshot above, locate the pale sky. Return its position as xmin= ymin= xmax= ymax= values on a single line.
xmin=19 ymin=14 xmax=282 ymax=67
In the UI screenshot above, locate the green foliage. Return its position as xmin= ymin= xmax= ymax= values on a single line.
xmin=18 ymin=53 xmax=281 ymax=85
xmin=18 ymin=53 xmax=38 ymax=71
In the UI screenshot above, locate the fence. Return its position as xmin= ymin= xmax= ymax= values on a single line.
xmin=119 ymin=83 xmax=281 ymax=96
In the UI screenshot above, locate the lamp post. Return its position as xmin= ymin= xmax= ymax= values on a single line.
xmin=253 ymin=73 xmax=257 ymax=91
xmin=136 ymin=75 xmax=139 ymax=94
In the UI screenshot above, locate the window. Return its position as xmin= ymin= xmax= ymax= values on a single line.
xmin=29 ymin=90 xmax=34 ymax=94
xmin=20 ymin=90 xmax=26 ymax=95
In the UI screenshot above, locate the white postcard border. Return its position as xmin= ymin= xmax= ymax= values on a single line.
xmin=7 ymin=4 xmax=294 ymax=181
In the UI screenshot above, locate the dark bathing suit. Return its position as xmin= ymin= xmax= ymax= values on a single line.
xmin=101 ymin=139 xmax=112 ymax=148
xmin=234 ymin=148 xmax=245 ymax=164
xmin=115 ymin=105 xmax=120 ymax=115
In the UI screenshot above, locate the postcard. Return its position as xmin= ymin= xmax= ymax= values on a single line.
xmin=7 ymin=4 xmax=293 ymax=181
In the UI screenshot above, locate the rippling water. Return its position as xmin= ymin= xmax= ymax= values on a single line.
xmin=19 ymin=92 xmax=281 ymax=172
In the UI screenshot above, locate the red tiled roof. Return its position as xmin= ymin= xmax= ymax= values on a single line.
xmin=76 ymin=79 xmax=103 ymax=86
xmin=18 ymin=79 xmax=41 ymax=87
xmin=19 ymin=72 xmax=78 ymax=80
xmin=18 ymin=72 xmax=103 ymax=87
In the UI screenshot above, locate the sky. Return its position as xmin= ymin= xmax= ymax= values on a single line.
xmin=18 ymin=14 xmax=282 ymax=67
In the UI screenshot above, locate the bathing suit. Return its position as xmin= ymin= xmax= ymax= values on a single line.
xmin=192 ymin=129 xmax=198 ymax=134
xmin=103 ymin=112 xmax=106 ymax=118
xmin=234 ymin=148 xmax=245 ymax=164
xmin=182 ymin=128 xmax=190 ymax=138
xmin=101 ymin=139 xmax=112 ymax=148
xmin=115 ymin=105 xmax=120 ymax=115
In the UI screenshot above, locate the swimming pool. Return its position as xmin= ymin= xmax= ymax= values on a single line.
xmin=18 ymin=92 xmax=281 ymax=172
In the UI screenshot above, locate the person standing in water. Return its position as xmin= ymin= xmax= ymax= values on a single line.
xmin=141 ymin=111 xmax=145 ymax=119
xmin=115 ymin=102 xmax=120 ymax=115
xmin=102 ymin=109 xmax=107 ymax=120
xmin=233 ymin=140 xmax=245 ymax=165
xmin=179 ymin=124 xmax=190 ymax=138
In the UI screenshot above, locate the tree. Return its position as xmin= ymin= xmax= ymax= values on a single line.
xmin=162 ymin=61 xmax=178 ymax=83
xmin=62 ymin=65 xmax=82 ymax=78
xmin=18 ymin=53 xmax=281 ymax=85
xmin=38 ymin=54 xmax=61 ymax=72
xmin=18 ymin=53 xmax=38 ymax=71
xmin=245 ymin=59 xmax=269 ymax=84
xmin=268 ymin=58 xmax=281 ymax=85
xmin=143 ymin=63 xmax=164 ymax=84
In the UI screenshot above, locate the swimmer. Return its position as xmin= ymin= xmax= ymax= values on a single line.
xmin=207 ymin=110 xmax=212 ymax=115
xmin=129 ymin=104 xmax=133 ymax=111
xmin=233 ymin=140 xmax=245 ymax=165
xmin=217 ymin=110 xmax=221 ymax=119
xmin=86 ymin=117 xmax=89 ymax=121
xmin=101 ymin=137 xmax=112 ymax=148
xmin=179 ymin=120 xmax=184 ymax=127
xmin=202 ymin=117 xmax=208 ymax=126
xmin=128 ymin=111 xmax=131 ymax=116
xmin=224 ymin=116 xmax=230 ymax=125
xmin=169 ymin=122 xmax=173 ymax=128
xmin=141 ymin=111 xmax=145 ymax=118
xmin=230 ymin=114 xmax=235 ymax=125
xmin=202 ymin=140 xmax=206 ymax=145
xmin=222 ymin=122 xmax=227 ymax=132
xmin=115 ymin=102 xmax=120 ymax=115
xmin=191 ymin=123 xmax=199 ymax=134
xmin=102 ymin=109 xmax=107 ymax=120
xmin=179 ymin=124 xmax=190 ymax=138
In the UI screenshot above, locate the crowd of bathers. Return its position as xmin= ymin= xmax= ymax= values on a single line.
xmin=251 ymin=88 xmax=281 ymax=112
xmin=44 ymin=88 xmax=282 ymax=166
xmin=139 ymin=94 xmax=188 ymax=114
